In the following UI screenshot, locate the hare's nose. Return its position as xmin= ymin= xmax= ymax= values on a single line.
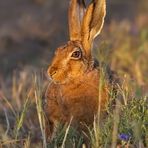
xmin=48 ymin=67 xmax=57 ymax=77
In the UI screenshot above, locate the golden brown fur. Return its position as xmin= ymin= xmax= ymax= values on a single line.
xmin=44 ymin=0 xmax=110 ymax=143
xmin=45 ymin=67 xmax=109 ymax=140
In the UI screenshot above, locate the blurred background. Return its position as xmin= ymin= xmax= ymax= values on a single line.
xmin=0 ymin=0 xmax=147 ymax=76
xmin=0 ymin=0 xmax=147 ymax=146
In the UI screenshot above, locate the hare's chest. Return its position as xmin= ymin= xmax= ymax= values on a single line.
xmin=45 ymin=83 xmax=62 ymax=103
xmin=60 ymin=83 xmax=99 ymax=107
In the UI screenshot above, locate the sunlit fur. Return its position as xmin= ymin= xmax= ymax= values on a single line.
xmin=47 ymin=41 xmax=88 ymax=84
xmin=45 ymin=40 xmax=109 ymax=141
xmin=44 ymin=0 xmax=109 ymax=143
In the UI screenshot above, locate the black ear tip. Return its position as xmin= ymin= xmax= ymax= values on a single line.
xmin=77 ymin=0 xmax=81 ymax=5
xmin=77 ymin=0 xmax=86 ymax=7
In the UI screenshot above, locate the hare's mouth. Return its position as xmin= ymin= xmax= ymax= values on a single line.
xmin=49 ymin=73 xmax=67 ymax=84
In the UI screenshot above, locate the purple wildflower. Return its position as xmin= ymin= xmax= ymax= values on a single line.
xmin=118 ymin=133 xmax=131 ymax=141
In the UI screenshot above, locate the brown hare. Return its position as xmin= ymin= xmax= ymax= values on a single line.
xmin=44 ymin=0 xmax=116 ymax=144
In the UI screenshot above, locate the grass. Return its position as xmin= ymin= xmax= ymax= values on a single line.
xmin=0 ymin=16 xmax=148 ymax=147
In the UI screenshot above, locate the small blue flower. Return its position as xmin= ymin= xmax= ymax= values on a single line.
xmin=118 ymin=133 xmax=131 ymax=141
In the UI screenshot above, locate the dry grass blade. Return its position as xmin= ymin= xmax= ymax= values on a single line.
xmin=14 ymin=97 xmax=29 ymax=139
xmin=23 ymin=134 xmax=31 ymax=148
xmin=3 ymin=108 xmax=10 ymax=136
xmin=34 ymin=76 xmax=47 ymax=148
xmin=111 ymin=100 xmax=121 ymax=148
xmin=1 ymin=96 xmax=16 ymax=117
xmin=1 ymin=138 xmax=26 ymax=146
xmin=61 ymin=117 xmax=73 ymax=148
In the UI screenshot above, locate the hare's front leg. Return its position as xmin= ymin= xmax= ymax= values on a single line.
xmin=45 ymin=117 xmax=59 ymax=142
xmin=44 ymin=99 xmax=63 ymax=142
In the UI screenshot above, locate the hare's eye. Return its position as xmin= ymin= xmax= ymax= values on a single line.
xmin=71 ymin=50 xmax=81 ymax=59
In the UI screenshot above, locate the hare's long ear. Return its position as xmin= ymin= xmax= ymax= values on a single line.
xmin=81 ymin=0 xmax=106 ymax=59
xmin=68 ymin=0 xmax=86 ymax=41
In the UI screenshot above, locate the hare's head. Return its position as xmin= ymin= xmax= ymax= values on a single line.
xmin=48 ymin=0 xmax=106 ymax=84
